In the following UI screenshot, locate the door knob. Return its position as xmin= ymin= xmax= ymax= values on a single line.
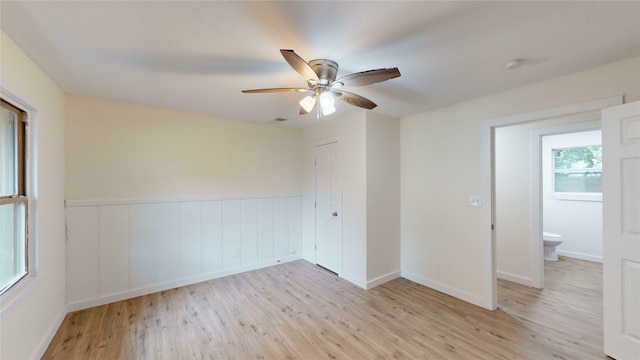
xmin=332 ymin=211 xmax=338 ymax=217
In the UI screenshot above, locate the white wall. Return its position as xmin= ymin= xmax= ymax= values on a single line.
xmin=543 ymin=130 xmax=602 ymax=262
xmin=301 ymin=112 xmax=401 ymax=289
xmin=0 ymin=32 xmax=67 ymax=359
xmin=366 ymin=114 xmax=401 ymax=285
xmin=66 ymin=95 xmax=303 ymax=200
xmin=401 ymin=55 xmax=640 ymax=307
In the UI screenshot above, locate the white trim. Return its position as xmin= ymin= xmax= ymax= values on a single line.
xmin=497 ymin=271 xmax=534 ymax=287
xmin=482 ymin=95 xmax=622 ymax=310
xmin=552 ymin=192 xmax=602 ymax=202
xmin=67 ymin=255 xmax=302 ymax=312
xmin=556 ymin=250 xmax=603 ymax=263
xmin=339 ymin=271 xmax=367 ymax=290
xmin=30 ymin=306 xmax=67 ymax=360
xmin=531 ymin=120 xmax=602 ymax=289
xmin=0 ymin=275 xmax=41 ymax=313
xmin=401 ymin=270 xmax=485 ymax=309
xmin=480 ymin=124 xmax=496 ymax=310
xmin=0 ymin=87 xmax=39 ymax=286
xmin=366 ymin=270 xmax=401 ymax=289
xmin=65 ymin=193 xmax=303 ymax=207
xmin=313 ymin=136 xmax=340 ymax=148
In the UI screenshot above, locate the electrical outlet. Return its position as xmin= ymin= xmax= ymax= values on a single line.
xmin=469 ymin=195 xmax=482 ymax=207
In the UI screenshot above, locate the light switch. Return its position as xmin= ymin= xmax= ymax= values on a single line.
xmin=469 ymin=195 xmax=482 ymax=207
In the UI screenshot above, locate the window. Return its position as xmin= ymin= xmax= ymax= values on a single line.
xmin=552 ymin=145 xmax=602 ymax=201
xmin=1 ymin=99 xmax=28 ymax=294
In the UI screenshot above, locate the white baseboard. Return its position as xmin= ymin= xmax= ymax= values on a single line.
xmin=556 ymin=250 xmax=603 ymax=263
xmin=31 ymin=306 xmax=67 ymax=360
xmin=340 ymin=272 xmax=368 ymax=290
xmin=497 ymin=271 xmax=534 ymax=287
xmin=67 ymin=256 xmax=302 ymax=312
xmin=366 ymin=270 xmax=401 ymax=289
xmin=401 ymin=270 xmax=485 ymax=309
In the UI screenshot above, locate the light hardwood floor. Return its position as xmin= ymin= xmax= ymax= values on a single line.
xmin=43 ymin=257 xmax=604 ymax=359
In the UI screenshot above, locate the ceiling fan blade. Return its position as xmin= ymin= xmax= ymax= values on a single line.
xmin=333 ymin=91 xmax=377 ymax=110
xmin=335 ymin=68 xmax=401 ymax=87
xmin=280 ymin=49 xmax=319 ymax=82
xmin=241 ymin=88 xmax=310 ymax=93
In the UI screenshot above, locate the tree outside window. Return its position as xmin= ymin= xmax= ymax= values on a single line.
xmin=553 ymin=145 xmax=602 ymax=194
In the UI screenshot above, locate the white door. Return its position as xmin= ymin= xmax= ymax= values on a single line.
xmin=314 ymin=142 xmax=342 ymax=274
xmin=602 ymin=101 xmax=640 ymax=359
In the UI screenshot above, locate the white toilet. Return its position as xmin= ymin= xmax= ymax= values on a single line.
xmin=543 ymin=232 xmax=563 ymax=261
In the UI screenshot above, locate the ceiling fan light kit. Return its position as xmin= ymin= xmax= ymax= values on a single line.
xmin=299 ymin=95 xmax=316 ymax=114
xmin=242 ymin=49 xmax=401 ymax=119
xmin=319 ymin=92 xmax=336 ymax=115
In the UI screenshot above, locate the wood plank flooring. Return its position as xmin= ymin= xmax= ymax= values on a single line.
xmin=43 ymin=257 xmax=604 ymax=359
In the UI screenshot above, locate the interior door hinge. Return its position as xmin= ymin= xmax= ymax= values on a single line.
xmin=491 ymin=224 xmax=495 ymax=230
xmin=314 ymin=201 xmax=316 ymax=208
xmin=314 ymin=158 xmax=317 ymax=166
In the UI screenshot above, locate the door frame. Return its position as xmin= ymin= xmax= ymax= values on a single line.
xmin=480 ymin=95 xmax=622 ymax=310
xmin=312 ymin=137 xmax=342 ymax=269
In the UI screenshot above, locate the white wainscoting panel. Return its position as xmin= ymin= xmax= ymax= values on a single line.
xmin=241 ymin=199 xmax=259 ymax=265
xmin=98 ymin=205 xmax=129 ymax=296
xmin=66 ymin=206 xmax=98 ymax=303
xmin=203 ymin=201 xmax=223 ymax=273
xmin=258 ymin=198 xmax=275 ymax=261
xmin=179 ymin=202 xmax=204 ymax=278
xmin=222 ymin=200 xmax=242 ymax=269
xmin=65 ymin=195 xmax=302 ymax=310
xmin=274 ymin=198 xmax=289 ymax=258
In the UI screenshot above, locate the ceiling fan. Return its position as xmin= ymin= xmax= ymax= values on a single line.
xmin=242 ymin=49 xmax=401 ymax=117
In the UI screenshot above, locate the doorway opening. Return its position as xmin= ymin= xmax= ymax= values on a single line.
xmin=495 ymin=120 xmax=602 ymax=289
xmin=480 ymin=95 xmax=622 ymax=310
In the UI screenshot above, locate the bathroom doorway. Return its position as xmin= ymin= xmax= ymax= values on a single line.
xmin=495 ymin=117 xmax=602 ymax=289
xmin=480 ymin=96 xmax=621 ymax=310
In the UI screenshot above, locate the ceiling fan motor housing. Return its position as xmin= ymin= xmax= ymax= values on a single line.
xmin=309 ymin=59 xmax=339 ymax=84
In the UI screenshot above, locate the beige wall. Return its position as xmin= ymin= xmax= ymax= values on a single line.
xmin=401 ymin=56 xmax=640 ymax=305
xmin=0 ymin=31 xmax=67 ymax=359
xmin=366 ymin=114 xmax=401 ymax=283
xmin=66 ymin=95 xmax=303 ymax=200
xmin=301 ymin=112 xmax=401 ymax=288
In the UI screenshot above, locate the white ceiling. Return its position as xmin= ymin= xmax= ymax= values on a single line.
xmin=1 ymin=1 xmax=639 ymax=128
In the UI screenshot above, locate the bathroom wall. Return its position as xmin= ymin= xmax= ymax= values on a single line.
xmin=542 ymin=130 xmax=603 ymax=262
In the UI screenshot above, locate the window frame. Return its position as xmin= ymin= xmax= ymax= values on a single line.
xmin=0 ymin=99 xmax=29 ymax=295
xmin=551 ymin=144 xmax=602 ymax=202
